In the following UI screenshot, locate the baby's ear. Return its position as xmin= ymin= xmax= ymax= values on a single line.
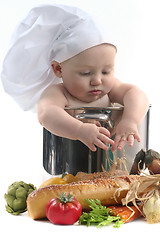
xmin=51 ymin=61 xmax=62 ymax=78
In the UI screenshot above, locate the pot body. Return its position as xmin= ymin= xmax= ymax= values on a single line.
xmin=43 ymin=106 xmax=150 ymax=175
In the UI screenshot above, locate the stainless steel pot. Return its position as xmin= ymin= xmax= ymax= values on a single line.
xmin=43 ymin=106 xmax=150 ymax=175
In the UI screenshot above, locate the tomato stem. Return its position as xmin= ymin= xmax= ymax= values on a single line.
xmin=58 ymin=192 xmax=74 ymax=203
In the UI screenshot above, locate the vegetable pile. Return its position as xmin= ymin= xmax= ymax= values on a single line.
xmin=4 ymin=157 xmax=160 ymax=226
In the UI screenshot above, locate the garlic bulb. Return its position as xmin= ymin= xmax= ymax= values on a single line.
xmin=143 ymin=190 xmax=160 ymax=223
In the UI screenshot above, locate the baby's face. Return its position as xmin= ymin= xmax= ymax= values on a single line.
xmin=61 ymin=44 xmax=116 ymax=103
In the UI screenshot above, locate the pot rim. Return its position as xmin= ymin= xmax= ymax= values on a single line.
xmin=64 ymin=106 xmax=124 ymax=111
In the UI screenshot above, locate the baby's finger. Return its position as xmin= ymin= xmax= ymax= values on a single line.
xmin=128 ymin=134 xmax=135 ymax=147
xmin=99 ymin=127 xmax=111 ymax=137
xmin=95 ymin=121 xmax=101 ymax=127
xmin=88 ymin=144 xmax=97 ymax=152
xmin=111 ymin=135 xmax=121 ymax=152
xmin=94 ymin=138 xmax=109 ymax=151
xmin=134 ymin=132 xmax=141 ymax=142
xmin=98 ymin=135 xmax=114 ymax=146
xmin=117 ymin=136 xmax=127 ymax=151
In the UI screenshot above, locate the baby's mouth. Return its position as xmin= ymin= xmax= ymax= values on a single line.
xmin=90 ymin=89 xmax=102 ymax=95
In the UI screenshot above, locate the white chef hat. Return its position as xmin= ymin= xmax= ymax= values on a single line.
xmin=1 ymin=4 xmax=116 ymax=111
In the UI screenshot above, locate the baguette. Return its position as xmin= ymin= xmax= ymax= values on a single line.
xmin=27 ymin=175 xmax=139 ymax=220
xmin=75 ymin=170 xmax=126 ymax=181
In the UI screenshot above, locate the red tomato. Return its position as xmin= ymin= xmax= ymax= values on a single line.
xmin=46 ymin=192 xmax=82 ymax=225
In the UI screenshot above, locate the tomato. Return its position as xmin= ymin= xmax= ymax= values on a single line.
xmin=46 ymin=192 xmax=82 ymax=225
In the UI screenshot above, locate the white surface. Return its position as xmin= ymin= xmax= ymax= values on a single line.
xmin=0 ymin=0 xmax=160 ymax=238
xmin=1 ymin=207 xmax=160 ymax=239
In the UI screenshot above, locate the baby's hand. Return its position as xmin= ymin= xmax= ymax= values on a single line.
xmin=77 ymin=123 xmax=114 ymax=152
xmin=111 ymin=119 xmax=141 ymax=152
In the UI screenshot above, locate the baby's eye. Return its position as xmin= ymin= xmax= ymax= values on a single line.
xmin=102 ymin=71 xmax=110 ymax=75
xmin=79 ymin=72 xmax=91 ymax=76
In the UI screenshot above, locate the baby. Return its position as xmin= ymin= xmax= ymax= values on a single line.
xmin=38 ymin=43 xmax=149 ymax=152
xmin=1 ymin=4 xmax=149 ymax=152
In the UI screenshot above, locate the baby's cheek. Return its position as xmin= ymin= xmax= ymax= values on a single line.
xmin=104 ymin=79 xmax=114 ymax=92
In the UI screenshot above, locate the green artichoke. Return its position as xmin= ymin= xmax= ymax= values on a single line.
xmin=4 ymin=181 xmax=36 ymax=215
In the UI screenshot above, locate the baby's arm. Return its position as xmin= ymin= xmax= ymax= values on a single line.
xmin=38 ymin=84 xmax=114 ymax=151
xmin=108 ymin=78 xmax=149 ymax=151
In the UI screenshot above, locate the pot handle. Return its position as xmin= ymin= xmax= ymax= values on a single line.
xmin=75 ymin=111 xmax=115 ymax=129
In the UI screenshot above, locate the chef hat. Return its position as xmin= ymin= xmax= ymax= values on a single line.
xmin=1 ymin=4 xmax=116 ymax=111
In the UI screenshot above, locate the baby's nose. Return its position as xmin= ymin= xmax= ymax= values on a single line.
xmin=90 ymin=75 xmax=102 ymax=86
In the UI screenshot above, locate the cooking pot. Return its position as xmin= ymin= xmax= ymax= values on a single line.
xmin=43 ymin=105 xmax=150 ymax=175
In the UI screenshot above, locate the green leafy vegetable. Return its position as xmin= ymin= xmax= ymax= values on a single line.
xmin=79 ymin=199 xmax=123 ymax=228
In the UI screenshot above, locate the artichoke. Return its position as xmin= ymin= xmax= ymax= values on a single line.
xmin=4 ymin=181 xmax=36 ymax=215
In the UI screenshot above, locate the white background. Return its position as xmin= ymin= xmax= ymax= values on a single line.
xmin=0 ymin=0 xmax=160 ymax=238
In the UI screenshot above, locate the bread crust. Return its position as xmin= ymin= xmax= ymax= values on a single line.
xmin=75 ymin=170 xmax=126 ymax=181
xmin=27 ymin=175 xmax=138 ymax=219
